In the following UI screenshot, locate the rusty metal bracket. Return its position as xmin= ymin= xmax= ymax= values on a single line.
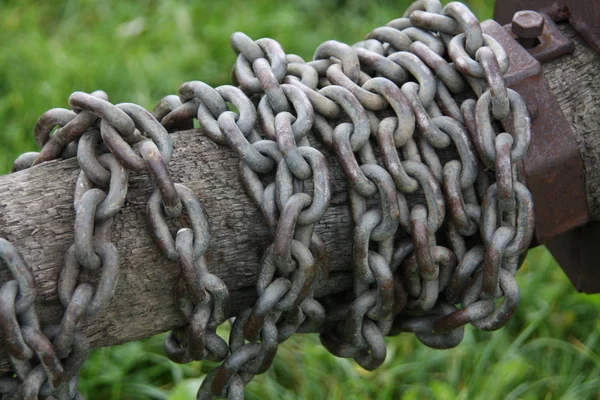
xmin=482 ymin=19 xmax=588 ymax=243
xmin=482 ymin=19 xmax=599 ymax=293
xmin=494 ymin=0 xmax=600 ymax=54
xmin=505 ymin=12 xmax=575 ymax=62
xmin=546 ymin=223 xmax=600 ymax=293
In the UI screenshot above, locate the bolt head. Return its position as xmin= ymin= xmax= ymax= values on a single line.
xmin=512 ymin=10 xmax=545 ymax=39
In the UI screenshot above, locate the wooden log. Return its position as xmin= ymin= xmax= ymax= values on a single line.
xmin=0 ymin=23 xmax=599 ymax=373
xmin=0 ymin=131 xmax=356 ymax=373
xmin=542 ymin=24 xmax=600 ymax=220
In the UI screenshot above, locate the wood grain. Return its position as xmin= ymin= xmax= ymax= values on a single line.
xmin=543 ymin=24 xmax=600 ymax=219
xmin=0 ymin=130 xmax=355 ymax=373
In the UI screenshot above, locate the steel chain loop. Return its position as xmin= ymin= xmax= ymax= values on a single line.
xmin=2 ymin=1 xmax=536 ymax=398
xmin=4 ymin=91 xmax=231 ymax=398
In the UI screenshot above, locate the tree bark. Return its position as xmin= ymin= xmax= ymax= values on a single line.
xmin=0 ymin=23 xmax=599 ymax=373
xmin=542 ymin=24 xmax=600 ymax=220
xmin=0 ymin=131 xmax=358 ymax=373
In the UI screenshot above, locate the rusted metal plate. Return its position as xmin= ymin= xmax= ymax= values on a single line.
xmin=494 ymin=0 xmax=568 ymax=24
xmin=505 ymin=13 xmax=575 ymax=62
xmin=547 ymin=223 xmax=600 ymax=293
xmin=481 ymin=20 xmax=542 ymax=85
xmin=483 ymin=19 xmax=600 ymax=293
xmin=494 ymin=0 xmax=600 ymax=55
xmin=487 ymin=15 xmax=600 ymax=293
xmin=568 ymin=0 xmax=600 ymax=54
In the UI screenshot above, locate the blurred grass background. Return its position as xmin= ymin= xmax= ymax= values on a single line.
xmin=0 ymin=0 xmax=598 ymax=399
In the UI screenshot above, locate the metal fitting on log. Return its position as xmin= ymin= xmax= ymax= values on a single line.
xmin=490 ymin=4 xmax=600 ymax=293
xmin=494 ymin=0 xmax=600 ymax=54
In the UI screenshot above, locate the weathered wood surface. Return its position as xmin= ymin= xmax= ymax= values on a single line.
xmin=0 ymin=131 xmax=356 ymax=373
xmin=543 ymin=24 xmax=600 ymax=220
xmin=1 ymin=23 xmax=599 ymax=373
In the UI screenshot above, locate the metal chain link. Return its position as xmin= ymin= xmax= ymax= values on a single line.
xmin=3 ymin=91 xmax=231 ymax=398
xmin=1 ymin=1 xmax=536 ymax=398
xmin=154 ymin=37 xmax=334 ymax=396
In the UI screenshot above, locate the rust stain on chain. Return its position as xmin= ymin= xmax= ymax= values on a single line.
xmin=483 ymin=19 xmax=588 ymax=245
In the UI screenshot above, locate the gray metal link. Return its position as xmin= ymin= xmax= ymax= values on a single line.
xmin=275 ymin=147 xmax=331 ymax=225
xmin=0 ymin=240 xmax=90 ymax=399
xmin=232 ymin=34 xmax=288 ymax=94
xmin=327 ymin=63 xmax=389 ymax=110
xmin=313 ymin=41 xmax=361 ymax=83
xmin=206 ymin=85 xmax=257 ymax=144
xmin=139 ymin=140 xmax=182 ymax=217
xmin=476 ymin=46 xmax=510 ymax=120
xmin=161 ymin=97 xmax=201 ymax=132
xmin=434 ymin=80 xmax=465 ymax=122
xmin=386 ymin=17 xmax=413 ymax=31
xmin=165 ymin=228 xmax=230 ymax=363
xmin=69 ymin=91 xmax=138 ymax=145
xmin=475 ymin=88 xmax=531 ymax=167
xmin=388 ymin=52 xmax=437 ymax=107
xmin=442 ymin=160 xmax=479 ymax=236
xmin=284 ymin=76 xmax=342 ymax=119
xmin=118 ymin=102 xmax=174 ymax=163
xmin=403 ymin=0 xmax=442 ymax=16
xmin=11 ymin=152 xmax=39 ymax=173
xmin=33 ymin=108 xmax=78 ymax=149
xmin=401 ymin=82 xmax=451 ymax=148
xmin=286 ymin=62 xmax=319 ymax=88
xmin=366 ymin=27 xmax=413 ymax=53
xmin=58 ymin=243 xmax=120 ymax=318
xmin=220 ymin=112 xmax=274 ymax=174
xmin=0 ymin=281 xmax=34 ymax=361
xmin=259 ymin=84 xmax=314 ymax=142
xmin=333 ymin=123 xmax=377 ymax=197
xmin=73 ymin=188 xmax=107 ymax=270
xmin=410 ymin=41 xmax=465 ymax=93
xmin=403 ymin=27 xmax=446 ymax=55
xmin=353 ymin=47 xmax=407 ymax=84
xmin=495 ymin=132 xmax=517 ymax=213
xmin=349 ymin=165 xmax=400 ymax=242
xmin=442 ymin=2 xmax=484 ymax=56
xmin=403 ymin=161 xmax=445 ymax=231
xmin=320 ymin=85 xmax=371 ymax=151
xmin=409 ymin=11 xmax=461 ymax=35
xmin=433 ymin=116 xmax=478 ymax=188
xmin=462 ymin=268 xmax=521 ymax=331
xmin=75 ymin=154 xmax=129 ymax=221
xmin=77 ymin=128 xmax=110 ymax=187
xmin=448 ymin=33 xmax=509 ymax=78
xmin=481 ymin=182 xmax=535 ymax=258
xmin=363 ymin=77 xmax=416 ymax=146
xmin=147 ymin=184 xmax=211 ymax=261
xmin=34 ymin=90 xmax=109 ymax=165
xmin=376 ymin=117 xmax=420 ymax=193
xmin=394 ymin=302 xmax=464 ymax=349
xmin=0 ymin=240 xmax=36 ymax=314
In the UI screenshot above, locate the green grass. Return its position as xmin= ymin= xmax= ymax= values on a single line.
xmin=77 ymin=249 xmax=600 ymax=399
xmin=0 ymin=0 xmax=493 ymax=172
xmin=1 ymin=0 xmax=599 ymax=399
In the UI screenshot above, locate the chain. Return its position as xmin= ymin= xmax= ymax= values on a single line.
xmin=3 ymin=90 xmax=231 ymax=398
xmin=1 ymin=0 xmax=535 ymax=398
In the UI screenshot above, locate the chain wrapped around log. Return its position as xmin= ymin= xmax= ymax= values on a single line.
xmin=1 ymin=1 xmax=600 ymax=399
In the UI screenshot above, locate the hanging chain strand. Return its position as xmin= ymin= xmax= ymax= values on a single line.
xmin=1 ymin=1 xmax=535 ymax=399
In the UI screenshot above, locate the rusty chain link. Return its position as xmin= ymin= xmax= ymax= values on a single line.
xmin=3 ymin=91 xmax=231 ymax=398
xmin=1 ymin=0 xmax=536 ymax=398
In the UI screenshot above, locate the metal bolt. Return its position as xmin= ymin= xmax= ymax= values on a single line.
xmin=512 ymin=10 xmax=545 ymax=38
xmin=512 ymin=10 xmax=545 ymax=48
